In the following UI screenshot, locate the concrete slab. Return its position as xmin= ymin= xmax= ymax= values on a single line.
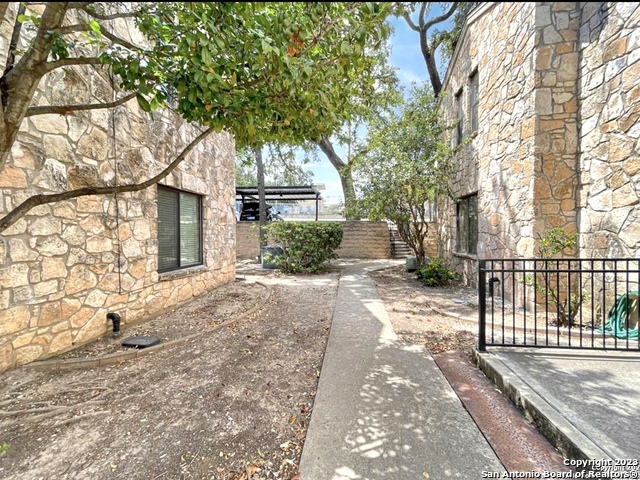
xmin=477 ymin=348 xmax=640 ymax=461
xmin=299 ymin=262 xmax=504 ymax=480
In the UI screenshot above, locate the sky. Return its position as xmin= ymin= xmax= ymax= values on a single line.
xmin=302 ymin=15 xmax=430 ymax=205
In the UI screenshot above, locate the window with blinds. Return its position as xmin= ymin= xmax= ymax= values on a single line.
xmin=157 ymin=186 xmax=202 ymax=272
xmin=456 ymin=194 xmax=478 ymax=255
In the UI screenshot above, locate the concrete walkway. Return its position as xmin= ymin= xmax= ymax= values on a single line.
xmin=299 ymin=261 xmax=505 ymax=480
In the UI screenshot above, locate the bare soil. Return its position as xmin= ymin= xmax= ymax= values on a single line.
xmin=368 ymin=265 xmax=479 ymax=357
xmin=0 ymin=264 xmax=339 ymax=480
xmin=0 ymin=261 xmax=480 ymax=480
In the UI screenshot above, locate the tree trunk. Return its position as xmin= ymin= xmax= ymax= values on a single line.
xmin=419 ymin=29 xmax=442 ymax=96
xmin=254 ymin=146 xmax=267 ymax=247
xmin=1 ymin=2 xmax=69 ymax=169
xmin=317 ymin=136 xmax=360 ymax=220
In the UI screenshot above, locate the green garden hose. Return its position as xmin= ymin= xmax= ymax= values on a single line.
xmin=598 ymin=290 xmax=639 ymax=339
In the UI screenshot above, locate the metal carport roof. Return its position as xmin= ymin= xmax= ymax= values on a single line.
xmin=235 ymin=186 xmax=322 ymax=202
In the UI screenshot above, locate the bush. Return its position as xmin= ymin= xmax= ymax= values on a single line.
xmin=262 ymin=222 xmax=343 ymax=273
xmin=417 ymin=258 xmax=456 ymax=287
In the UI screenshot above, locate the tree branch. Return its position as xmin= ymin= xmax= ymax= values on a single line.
xmin=56 ymin=22 xmax=139 ymax=51
xmin=417 ymin=3 xmax=427 ymax=29
xmin=25 ymin=92 xmax=136 ymax=116
xmin=78 ymin=4 xmax=138 ymax=21
xmin=0 ymin=126 xmax=215 ymax=233
xmin=423 ymin=2 xmax=458 ymax=31
xmin=67 ymin=2 xmax=95 ymax=9
xmin=317 ymin=135 xmax=346 ymax=169
xmin=99 ymin=24 xmax=139 ymax=51
xmin=39 ymin=56 xmax=103 ymax=74
xmin=55 ymin=23 xmax=91 ymax=35
xmin=401 ymin=11 xmax=420 ymax=32
xmin=1 ymin=2 xmax=70 ymax=169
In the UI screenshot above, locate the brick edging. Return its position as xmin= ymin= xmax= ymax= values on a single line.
xmin=25 ymin=281 xmax=272 ymax=371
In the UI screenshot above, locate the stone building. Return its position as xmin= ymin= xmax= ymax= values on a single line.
xmin=438 ymin=2 xmax=640 ymax=286
xmin=0 ymin=6 xmax=236 ymax=373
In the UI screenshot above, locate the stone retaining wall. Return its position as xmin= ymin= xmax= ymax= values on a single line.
xmin=236 ymin=221 xmax=392 ymax=260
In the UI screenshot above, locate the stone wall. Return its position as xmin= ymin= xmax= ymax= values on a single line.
xmin=336 ymin=221 xmax=392 ymax=259
xmin=235 ymin=221 xmax=392 ymax=260
xmin=438 ymin=2 xmax=539 ymax=286
xmin=0 ymin=6 xmax=236 ymax=373
xmin=577 ymin=2 xmax=640 ymax=258
xmin=236 ymin=222 xmax=261 ymax=260
xmin=532 ymin=2 xmax=581 ymax=241
xmin=438 ymin=1 xmax=640 ymax=288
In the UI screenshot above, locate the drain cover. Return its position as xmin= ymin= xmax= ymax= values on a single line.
xmin=121 ymin=336 xmax=161 ymax=349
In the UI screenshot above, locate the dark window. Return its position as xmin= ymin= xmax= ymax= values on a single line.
xmin=469 ymin=70 xmax=479 ymax=133
xmin=455 ymin=89 xmax=463 ymax=146
xmin=456 ymin=194 xmax=478 ymax=255
xmin=157 ymin=186 xmax=202 ymax=272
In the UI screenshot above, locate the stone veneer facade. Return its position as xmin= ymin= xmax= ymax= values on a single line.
xmin=438 ymin=2 xmax=640 ymax=286
xmin=0 ymin=7 xmax=236 ymax=373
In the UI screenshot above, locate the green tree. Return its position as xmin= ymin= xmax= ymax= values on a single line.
xmin=235 ymin=145 xmax=314 ymax=188
xmin=0 ymin=2 xmax=391 ymax=232
xmin=353 ymin=83 xmax=456 ymax=265
xmin=312 ymin=41 xmax=401 ymax=219
xmin=523 ymin=228 xmax=587 ymax=327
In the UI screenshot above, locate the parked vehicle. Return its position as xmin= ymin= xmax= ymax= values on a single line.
xmin=239 ymin=202 xmax=283 ymax=221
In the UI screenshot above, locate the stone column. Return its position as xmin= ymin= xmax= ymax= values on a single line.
xmin=533 ymin=2 xmax=581 ymax=245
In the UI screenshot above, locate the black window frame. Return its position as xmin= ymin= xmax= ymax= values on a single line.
xmin=157 ymin=185 xmax=203 ymax=273
xmin=454 ymin=88 xmax=464 ymax=146
xmin=456 ymin=193 xmax=478 ymax=255
xmin=469 ymin=69 xmax=479 ymax=134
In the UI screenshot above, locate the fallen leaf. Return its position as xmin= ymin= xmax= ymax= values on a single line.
xmin=279 ymin=441 xmax=292 ymax=452
xmin=290 ymin=414 xmax=297 ymax=424
xmin=423 ymin=472 xmax=430 ymax=478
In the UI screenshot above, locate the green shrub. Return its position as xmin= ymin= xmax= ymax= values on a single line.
xmin=417 ymin=258 xmax=456 ymax=287
xmin=263 ymin=222 xmax=343 ymax=273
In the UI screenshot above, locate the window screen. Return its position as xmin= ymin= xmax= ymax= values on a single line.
xmin=157 ymin=186 xmax=202 ymax=272
xmin=469 ymin=71 xmax=479 ymax=133
xmin=455 ymin=90 xmax=463 ymax=146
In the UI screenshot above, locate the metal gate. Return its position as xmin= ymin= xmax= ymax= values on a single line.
xmin=478 ymin=258 xmax=640 ymax=351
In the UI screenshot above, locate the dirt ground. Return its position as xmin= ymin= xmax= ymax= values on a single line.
xmin=0 ymin=261 xmax=479 ymax=480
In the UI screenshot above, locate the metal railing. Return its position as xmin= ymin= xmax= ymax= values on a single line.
xmin=478 ymin=258 xmax=640 ymax=351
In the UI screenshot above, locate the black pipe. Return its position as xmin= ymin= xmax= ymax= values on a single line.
xmin=106 ymin=312 xmax=121 ymax=336
xmin=488 ymin=277 xmax=501 ymax=297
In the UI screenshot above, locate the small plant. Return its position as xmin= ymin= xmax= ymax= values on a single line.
xmin=417 ymin=258 xmax=456 ymax=287
xmin=0 ymin=443 xmax=9 ymax=456
xmin=263 ymin=222 xmax=343 ymax=273
xmin=523 ymin=228 xmax=589 ymax=327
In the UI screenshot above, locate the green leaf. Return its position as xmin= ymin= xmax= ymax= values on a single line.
xmin=201 ymin=47 xmax=211 ymax=66
xmin=89 ymin=20 xmax=101 ymax=35
xmin=136 ymin=94 xmax=151 ymax=112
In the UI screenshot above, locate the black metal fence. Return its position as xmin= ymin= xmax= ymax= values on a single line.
xmin=478 ymin=258 xmax=640 ymax=351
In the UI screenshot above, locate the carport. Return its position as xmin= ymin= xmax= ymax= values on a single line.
xmin=235 ymin=186 xmax=323 ymax=221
